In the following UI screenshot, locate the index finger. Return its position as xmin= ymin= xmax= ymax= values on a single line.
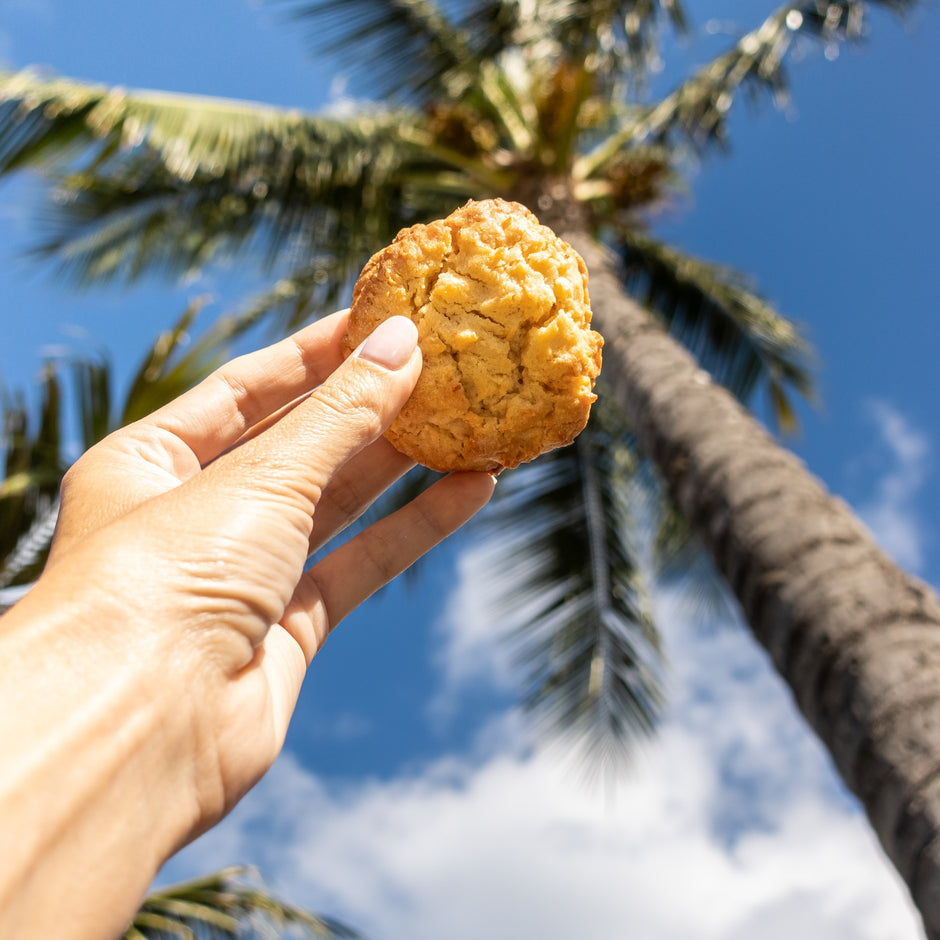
xmin=140 ymin=309 xmax=351 ymax=466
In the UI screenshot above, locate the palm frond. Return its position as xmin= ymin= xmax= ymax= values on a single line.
xmin=283 ymin=0 xmax=482 ymax=101
xmin=283 ymin=0 xmax=691 ymax=150
xmin=616 ymin=228 xmax=814 ymax=431
xmin=0 ymin=495 xmax=59 ymax=591
xmin=449 ymin=0 xmax=689 ymax=79
xmin=636 ymin=464 xmax=736 ymax=621
xmin=481 ymin=393 xmax=665 ymax=768
xmin=578 ymin=0 xmax=915 ymax=174
xmin=71 ymin=348 xmax=110 ymax=454
xmin=455 ymin=0 xmax=524 ymax=59
xmin=119 ymin=295 xmax=230 ymax=425
xmin=0 ymin=364 xmax=66 ymax=588
xmin=1 ymin=70 xmax=466 ymax=286
xmin=651 ymin=0 xmax=914 ymax=147
xmin=282 ymin=0 xmax=548 ymax=156
xmin=130 ymin=867 xmax=360 ymax=939
xmin=573 ymin=143 xmax=678 ymax=214
xmin=0 ymin=299 xmax=246 ymax=597
xmin=533 ymin=0 xmax=689 ymax=74
xmin=1 ymin=71 xmax=319 ymax=178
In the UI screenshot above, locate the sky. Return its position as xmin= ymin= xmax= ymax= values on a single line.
xmin=1 ymin=1 xmax=939 ymax=937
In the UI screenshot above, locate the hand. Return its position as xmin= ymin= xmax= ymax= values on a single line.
xmin=47 ymin=308 xmax=494 ymax=819
xmin=0 ymin=310 xmax=494 ymax=938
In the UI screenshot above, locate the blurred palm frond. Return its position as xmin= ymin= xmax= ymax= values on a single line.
xmin=0 ymin=299 xmax=244 ymax=606
xmin=577 ymin=0 xmax=916 ymax=175
xmin=479 ymin=394 xmax=665 ymax=769
xmin=129 ymin=867 xmax=360 ymax=939
xmin=617 ymin=228 xmax=814 ymax=431
xmin=0 ymin=70 xmax=473 ymax=290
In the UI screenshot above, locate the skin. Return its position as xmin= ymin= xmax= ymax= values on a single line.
xmin=0 ymin=310 xmax=495 ymax=939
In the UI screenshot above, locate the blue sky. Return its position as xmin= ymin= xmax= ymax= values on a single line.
xmin=2 ymin=1 xmax=939 ymax=937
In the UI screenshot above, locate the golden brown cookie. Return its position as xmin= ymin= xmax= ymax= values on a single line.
xmin=342 ymin=198 xmax=603 ymax=472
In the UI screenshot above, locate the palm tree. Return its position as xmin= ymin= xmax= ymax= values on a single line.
xmin=2 ymin=0 xmax=939 ymax=934
xmin=0 ymin=0 xmax=818 ymax=757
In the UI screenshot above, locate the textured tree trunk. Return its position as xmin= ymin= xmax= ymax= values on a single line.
xmin=522 ymin=181 xmax=940 ymax=938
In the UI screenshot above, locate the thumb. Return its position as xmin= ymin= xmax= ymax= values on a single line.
xmin=204 ymin=315 xmax=421 ymax=511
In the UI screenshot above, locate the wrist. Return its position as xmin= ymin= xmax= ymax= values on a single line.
xmin=0 ymin=572 xmax=201 ymax=939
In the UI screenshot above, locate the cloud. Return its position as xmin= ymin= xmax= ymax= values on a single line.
xmin=322 ymin=74 xmax=388 ymax=120
xmin=165 ymin=713 xmax=921 ymax=939
xmin=855 ymin=400 xmax=931 ymax=572
xmin=162 ymin=583 xmax=924 ymax=939
xmin=159 ymin=401 xmax=936 ymax=939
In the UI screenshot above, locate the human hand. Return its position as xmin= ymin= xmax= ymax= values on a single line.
xmin=2 ymin=310 xmax=493 ymax=888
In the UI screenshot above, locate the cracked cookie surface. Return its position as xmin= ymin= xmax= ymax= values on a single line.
xmin=342 ymin=198 xmax=603 ymax=472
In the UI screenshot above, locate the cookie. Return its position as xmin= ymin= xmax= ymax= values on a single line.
xmin=342 ymin=198 xmax=603 ymax=472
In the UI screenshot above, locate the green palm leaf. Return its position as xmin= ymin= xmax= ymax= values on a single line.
xmin=282 ymin=1 xmax=691 ymax=158
xmin=524 ymin=0 xmax=689 ymax=73
xmin=481 ymin=395 xmax=664 ymax=767
xmin=0 ymin=300 xmax=246 ymax=606
xmin=616 ymin=228 xmax=814 ymax=431
xmin=284 ymin=0 xmax=548 ymax=155
xmin=0 ymin=71 xmax=466 ymax=287
xmin=0 ymin=495 xmax=59 ymax=598
xmin=284 ymin=0 xmax=482 ymax=100
xmin=0 ymin=363 xmax=66 ymax=595
xmin=129 ymin=867 xmax=360 ymax=939
xmin=577 ymin=0 xmax=915 ymax=176
xmin=0 ymin=72 xmax=324 ymax=177
xmin=286 ymin=1 xmax=689 ymax=88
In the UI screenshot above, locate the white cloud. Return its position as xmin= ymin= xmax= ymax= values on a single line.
xmin=322 ymin=74 xmax=387 ymax=120
xmin=162 ymin=579 xmax=925 ymax=939
xmin=158 ymin=400 xmax=936 ymax=939
xmin=165 ymin=711 xmax=921 ymax=939
xmin=855 ymin=399 xmax=931 ymax=572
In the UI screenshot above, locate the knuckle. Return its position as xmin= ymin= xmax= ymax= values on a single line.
xmin=312 ymin=378 xmax=386 ymax=443
xmin=361 ymin=527 xmax=401 ymax=583
xmin=323 ymin=473 xmax=367 ymax=523
xmin=213 ymin=368 xmax=263 ymax=428
xmin=57 ymin=461 xmax=83 ymax=501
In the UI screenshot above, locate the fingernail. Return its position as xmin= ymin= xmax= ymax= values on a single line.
xmin=358 ymin=316 xmax=418 ymax=370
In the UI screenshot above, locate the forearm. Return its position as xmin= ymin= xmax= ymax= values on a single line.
xmin=0 ymin=576 xmax=196 ymax=940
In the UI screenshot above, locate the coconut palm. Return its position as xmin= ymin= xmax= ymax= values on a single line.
xmin=2 ymin=0 xmax=940 ymax=934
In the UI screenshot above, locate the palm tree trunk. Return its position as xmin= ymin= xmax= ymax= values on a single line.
xmin=525 ymin=183 xmax=940 ymax=938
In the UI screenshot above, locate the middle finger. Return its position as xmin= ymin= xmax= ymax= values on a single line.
xmin=307 ymin=437 xmax=415 ymax=553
